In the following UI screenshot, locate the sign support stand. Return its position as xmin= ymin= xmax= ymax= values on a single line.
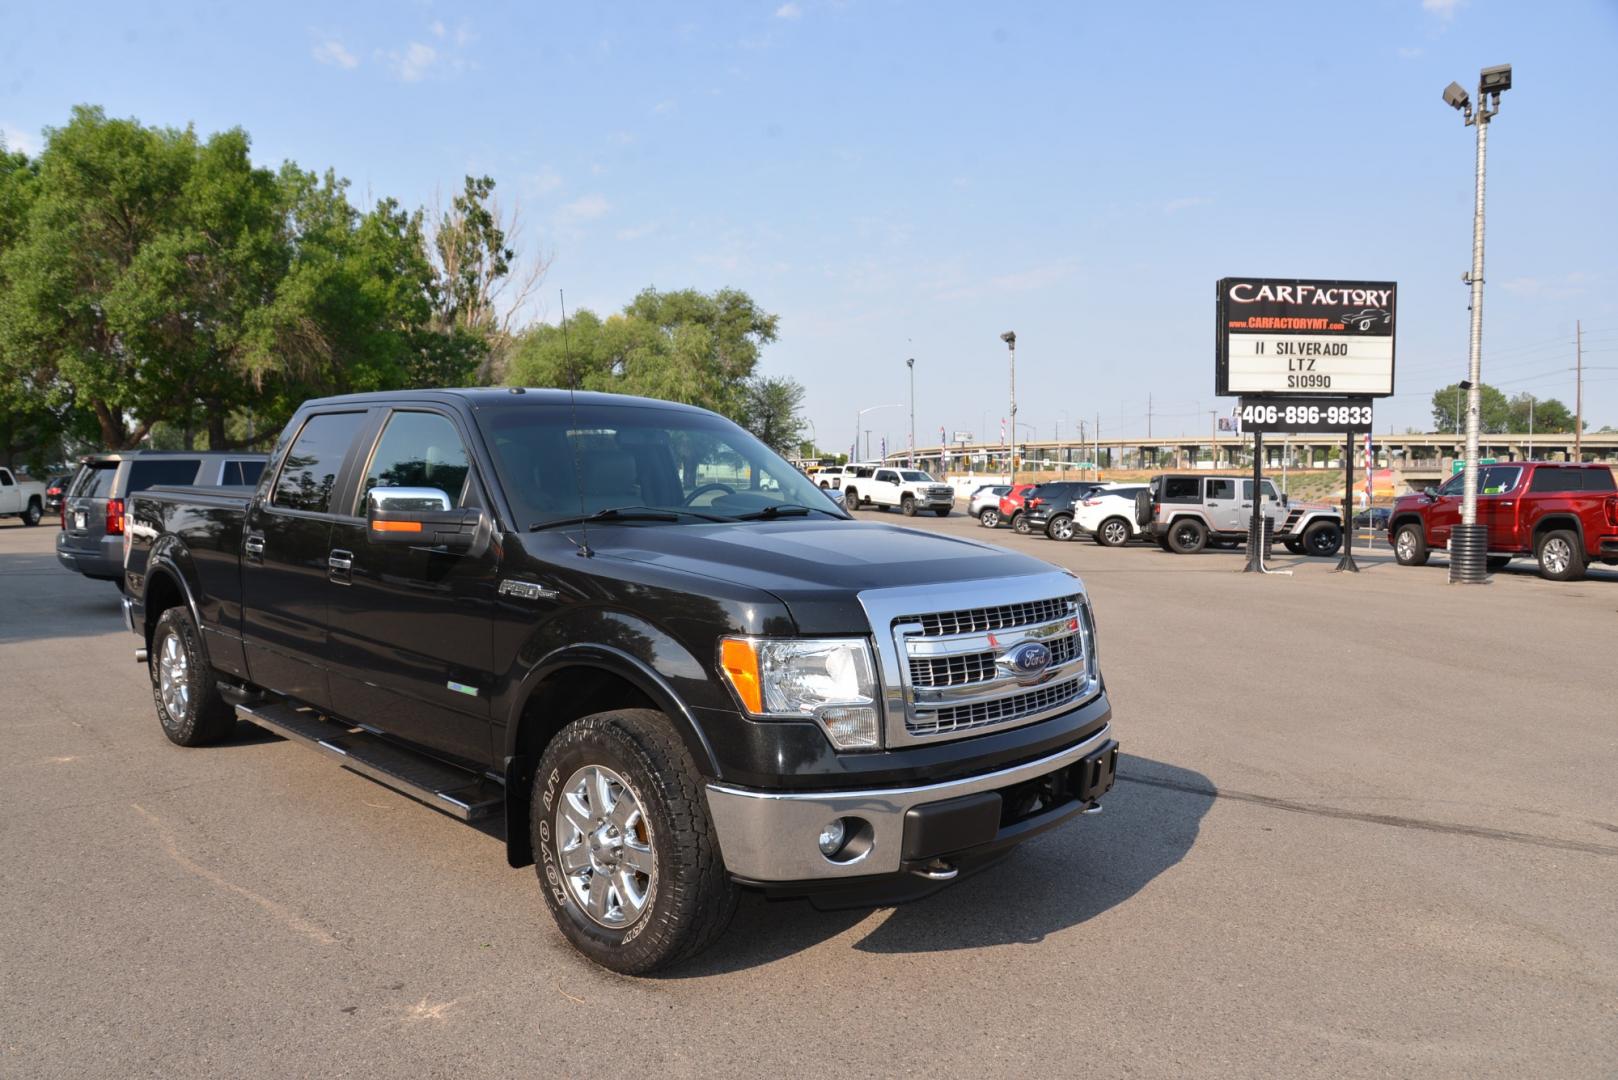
xmin=1335 ymin=432 xmax=1360 ymax=573
xmin=1244 ymin=432 xmax=1265 ymax=573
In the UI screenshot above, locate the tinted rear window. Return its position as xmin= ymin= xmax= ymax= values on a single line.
xmin=71 ymin=463 xmax=118 ymax=499
xmin=221 ymin=459 xmax=265 ymax=486
xmin=1529 ymin=468 xmax=1576 ymax=493
xmin=272 ymin=412 xmax=368 ymax=513
xmin=1582 ymin=467 xmax=1617 ymax=493
xmin=128 ymin=459 xmax=203 ymax=493
xmin=1163 ymin=477 xmax=1199 ymax=502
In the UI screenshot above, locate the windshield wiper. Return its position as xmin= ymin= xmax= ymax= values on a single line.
xmin=529 ymin=505 xmax=730 ymax=531
xmin=729 ymin=503 xmax=839 ymax=521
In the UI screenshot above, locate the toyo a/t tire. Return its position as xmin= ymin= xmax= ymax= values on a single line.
xmin=532 ymin=709 xmax=738 ymax=974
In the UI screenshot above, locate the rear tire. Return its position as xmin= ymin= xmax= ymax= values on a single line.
xmin=1045 ymin=513 xmax=1075 ymax=541
xmin=1302 ymin=521 xmax=1342 ymax=558
xmin=1535 ymin=529 xmax=1585 ymax=581
xmin=532 ymin=709 xmax=738 ymax=974
xmin=1012 ymin=511 xmax=1031 ymax=536
xmin=150 ymin=607 xmax=236 ymax=747
xmin=901 ymin=494 xmax=916 ymax=517
xmin=23 ymin=498 xmax=43 ymax=526
xmin=1166 ymin=518 xmax=1207 ymax=554
xmin=843 ymin=488 xmax=859 ymax=509
xmin=1096 ymin=517 xmax=1131 ymax=547
xmin=977 ymin=508 xmax=1000 ymax=528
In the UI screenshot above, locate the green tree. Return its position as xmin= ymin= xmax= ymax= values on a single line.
xmin=741 ymin=375 xmax=806 ymax=455
xmin=1507 ymin=393 xmax=1580 ymax=434
xmin=506 ymin=287 xmax=780 ymax=423
xmin=1431 ymin=382 xmax=1511 ymax=434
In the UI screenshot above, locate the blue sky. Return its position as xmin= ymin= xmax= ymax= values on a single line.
xmin=4 ymin=0 xmax=1617 ymax=453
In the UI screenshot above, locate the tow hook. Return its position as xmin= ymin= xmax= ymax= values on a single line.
xmin=910 ymin=859 xmax=959 ymax=881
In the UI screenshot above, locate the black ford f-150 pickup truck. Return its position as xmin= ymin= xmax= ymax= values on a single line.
xmin=122 ymin=388 xmax=1117 ymax=972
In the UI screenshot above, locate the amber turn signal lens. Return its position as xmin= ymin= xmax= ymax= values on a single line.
xmin=718 ymin=638 xmax=763 ymax=714
xmin=372 ymin=520 xmax=422 ymax=532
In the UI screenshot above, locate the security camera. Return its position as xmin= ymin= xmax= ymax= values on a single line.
xmin=1000 ymin=331 xmax=1016 ymax=347
xmin=1442 ymin=81 xmax=1470 ymax=111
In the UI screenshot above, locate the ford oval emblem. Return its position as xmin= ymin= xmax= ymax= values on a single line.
xmin=1005 ymin=641 xmax=1053 ymax=680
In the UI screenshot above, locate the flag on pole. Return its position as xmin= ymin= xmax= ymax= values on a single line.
xmin=1365 ymin=431 xmax=1373 ymax=506
xmin=880 ymin=436 xmax=887 ymax=460
xmin=1000 ymin=418 xmax=1007 ymax=447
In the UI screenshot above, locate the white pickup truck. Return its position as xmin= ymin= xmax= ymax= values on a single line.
xmin=0 ymin=466 xmax=49 ymax=526
xmin=843 ymin=466 xmax=955 ymax=517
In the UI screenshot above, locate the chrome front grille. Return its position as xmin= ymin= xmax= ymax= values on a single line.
xmin=857 ymin=573 xmax=1102 ymax=748
xmin=902 ymin=595 xmax=1077 ymax=637
xmin=908 ymin=633 xmax=1078 ymax=689
xmin=910 ymin=678 xmax=1085 ymax=738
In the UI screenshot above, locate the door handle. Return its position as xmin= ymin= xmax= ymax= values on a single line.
xmin=328 ymin=549 xmax=354 ymax=585
xmin=244 ymin=534 xmax=265 ymax=561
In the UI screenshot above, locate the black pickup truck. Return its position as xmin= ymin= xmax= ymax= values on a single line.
xmin=123 ymin=388 xmax=1117 ymax=972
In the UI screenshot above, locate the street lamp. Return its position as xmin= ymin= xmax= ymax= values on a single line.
xmin=1001 ymin=331 xmax=1017 ymax=483
xmin=855 ymin=403 xmax=902 ymax=463
xmin=1443 ymin=62 xmax=1511 ymax=584
xmin=906 ymin=357 xmax=916 ymax=468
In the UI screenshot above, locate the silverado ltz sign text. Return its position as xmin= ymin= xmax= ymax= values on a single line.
xmin=1215 ymin=277 xmax=1397 ymax=397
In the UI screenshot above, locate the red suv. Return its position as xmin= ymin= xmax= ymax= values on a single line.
xmin=1389 ymin=462 xmax=1618 ymax=581
xmin=986 ymin=483 xmax=1039 ymax=533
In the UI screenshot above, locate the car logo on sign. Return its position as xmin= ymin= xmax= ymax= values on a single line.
xmin=1001 ymin=641 xmax=1053 ymax=684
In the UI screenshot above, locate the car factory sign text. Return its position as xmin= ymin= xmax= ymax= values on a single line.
xmin=1216 ymin=277 xmax=1397 ymax=397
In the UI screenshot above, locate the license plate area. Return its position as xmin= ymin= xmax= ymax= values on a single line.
xmin=73 ymin=511 xmax=86 ymax=530
xmin=997 ymin=739 xmax=1118 ymax=828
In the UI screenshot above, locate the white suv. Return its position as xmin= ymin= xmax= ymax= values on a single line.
xmin=844 ymin=467 xmax=954 ymax=517
xmin=1072 ymin=485 xmax=1148 ymax=547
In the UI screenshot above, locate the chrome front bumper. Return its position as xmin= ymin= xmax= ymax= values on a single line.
xmin=704 ymin=722 xmax=1114 ymax=883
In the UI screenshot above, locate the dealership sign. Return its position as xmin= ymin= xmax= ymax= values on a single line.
xmin=1216 ymin=277 xmax=1397 ymax=397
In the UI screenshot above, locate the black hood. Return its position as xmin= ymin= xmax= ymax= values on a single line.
xmin=518 ymin=519 xmax=1063 ymax=634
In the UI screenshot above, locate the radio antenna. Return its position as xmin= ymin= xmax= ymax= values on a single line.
xmin=560 ymin=289 xmax=592 ymax=558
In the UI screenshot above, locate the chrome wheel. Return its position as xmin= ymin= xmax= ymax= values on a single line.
xmin=1049 ymin=516 xmax=1074 ymax=541
xmin=555 ymin=764 xmax=656 ymax=929
xmin=158 ymin=630 xmax=190 ymax=719
xmin=1101 ymin=520 xmax=1128 ymax=546
xmin=1396 ymin=529 xmax=1416 ymax=562
xmin=978 ymin=509 xmax=999 ymax=528
xmin=1541 ymin=537 xmax=1571 ymax=576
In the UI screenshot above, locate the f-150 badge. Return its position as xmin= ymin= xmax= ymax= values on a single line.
xmin=499 ymin=580 xmax=557 ymax=601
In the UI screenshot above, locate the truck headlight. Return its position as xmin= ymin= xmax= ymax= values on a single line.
xmin=718 ymin=637 xmax=881 ymax=751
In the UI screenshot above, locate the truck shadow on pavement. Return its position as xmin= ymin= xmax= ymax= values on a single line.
xmin=666 ymin=754 xmax=1214 ymax=975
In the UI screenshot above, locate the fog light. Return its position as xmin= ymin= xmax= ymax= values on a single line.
xmin=817 ymin=819 xmax=846 ymax=856
xmin=818 ymin=706 xmax=880 ymax=750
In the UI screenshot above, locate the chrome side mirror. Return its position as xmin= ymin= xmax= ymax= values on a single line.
xmin=365 ymin=486 xmax=489 ymax=555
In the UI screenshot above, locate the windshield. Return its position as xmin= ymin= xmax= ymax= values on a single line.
xmin=900 ymin=470 xmax=934 ymax=482
xmin=477 ymin=402 xmax=847 ymax=526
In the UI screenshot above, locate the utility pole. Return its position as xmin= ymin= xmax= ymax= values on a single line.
xmin=1001 ymin=332 xmax=1017 ymax=484
xmin=906 ymin=357 xmax=916 ymax=468
xmin=1095 ymin=412 xmax=1101 ymax=475
xmin=1147 ymin=393 xmax=1153 ymax=439
xmin=1442 ymin=63 xmax=1512 ymax=584
xmin=1575 ymin=320 xmax=1583 ymax=461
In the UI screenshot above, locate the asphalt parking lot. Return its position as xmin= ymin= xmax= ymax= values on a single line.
xmin=3 ymin=513 xmax=1616 ymax=1079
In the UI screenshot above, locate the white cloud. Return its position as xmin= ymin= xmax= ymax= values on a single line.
xmin=1397 ymin=46 xmax=1424 ymax=59
xmin=388 ymin=41 xmax=438 ymax=82
xmin=1163 ymin=195 xmax=1212 ymax=214
xmin=653 ymin=99 xmax=677 ymax=115
xmin=1 ymin=123 xmax=39 ymax=155
xmin=525 ymin=167 xmax=563 ymax=196
xmin=312 ymin=38 xmax=359 ymax=69
xmin=559 ymin=194 xmax=611 ymax=222
xmin=430 ymin=20 xmax=446 ymax=38
xmin=1421 ymin=0 xmax=1462 ymax=17
xmin=775 ymin=2 xmax=802 ymax=18
xmin=615 ymin=223 xmax=658 ymax=241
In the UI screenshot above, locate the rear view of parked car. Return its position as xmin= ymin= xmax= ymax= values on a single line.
xmin=57 ymin=452 xmax=267 ymax=586
xmin=991 ymin=483 xmax=1039 ymax=531
xmin=968 ymin=484 xmax=1010 ymax=522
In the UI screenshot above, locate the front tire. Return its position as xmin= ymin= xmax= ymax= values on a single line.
xmin=1045 ymin=513 xmax=1075 ymax=541
xmin=23 ymin=498 xmax=43 ymax=526
xmin=843 ymin=487 xmax=859 ymax=509
xmin=1535 ymin=529 xmax=1585 ymax=581
xmin=532 ymin=709 xmax=738 ymax=974
xmin=900 ymin=494 xmax=916 ymax=516
xmin=1302 ymin=521 xmax=1342 ymax=558
xmin=977 ymin=508 xmax=1000 ymax=528
xmin=150 ymin=607 xmax=236 ymax=747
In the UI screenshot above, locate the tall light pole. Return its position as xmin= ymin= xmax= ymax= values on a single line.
xmin=1443 ymin=63 xmax=1511 ymax=584
xmin=855 ymin=403 xmax=902 ymax=463
xmin=1001 ymin=331 xmax=1017 ymax=483
xmin=906 ymin=357 xmax=916 ymax=468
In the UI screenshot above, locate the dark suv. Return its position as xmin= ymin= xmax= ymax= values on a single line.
xmin=1020 ymin=482 xmax=1108 ymax=540
xmin=57 ymin=451 xmax=267 ymax=585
